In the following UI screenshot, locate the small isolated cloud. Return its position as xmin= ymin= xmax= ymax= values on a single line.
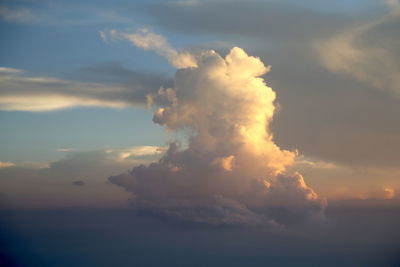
xmin=0 ymin=161 xmax=15 ymax=168
xmin=109 ymin=30 xmax=326 ymax=227
xmin=105 ymin=146 xmax=166 ymax=163
xmin=295 ymin=157 xmax=336 ymax=169
xmin=0 ymin=3 xmax=137 ymax=26
xmin=382 ymin=187 xmax=396 ymax=199
xmin=100 ymin=28 xmax=197 ymax=68
xmin=56 ymin=148 xmax=76 ymax=152
xmin=73 ymin=180 xmax=86 ymax=186
xmin=0 ymin=66 xmax=166 ymax=112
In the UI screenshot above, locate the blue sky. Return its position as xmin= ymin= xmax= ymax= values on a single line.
xmin=0 ymin=107 xmax=164 ymax=162
xmin=0 ymin=0 xmax=170 ymax=163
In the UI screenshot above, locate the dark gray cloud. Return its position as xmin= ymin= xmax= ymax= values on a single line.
xmin=73 ymin=180 xmax=85 ymax=186
xmin=265 ymin=49 xmax=400 ymax=168
xmin=148 ymin=0 xmax=356 ymax=42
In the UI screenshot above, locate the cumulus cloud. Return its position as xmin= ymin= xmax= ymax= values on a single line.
xmin=141 ymin=0 xmax=400 ymax=169
xmin=315 ymin=2 xmax=400 ymax=96
xmin=100 ymin=28 xmax=197 ymax=69
xmin=0 ymin=66 xmax=167 ymax=111
xmin=109 ymin=31 xmax=325 ymax=226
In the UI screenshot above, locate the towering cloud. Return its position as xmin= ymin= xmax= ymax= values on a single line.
xmin=108 ymin=30 xmax=325 ymax=226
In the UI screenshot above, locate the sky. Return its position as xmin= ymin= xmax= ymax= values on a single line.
xmin=0 ymin=0 xmax=400 ymax=266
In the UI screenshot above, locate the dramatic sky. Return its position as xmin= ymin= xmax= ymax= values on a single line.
xmin=1 ymin=0 xmax=400 ymax=266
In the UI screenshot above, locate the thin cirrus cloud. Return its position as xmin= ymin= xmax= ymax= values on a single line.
xmin=315 ymin=0 xmax=400 ymax=96
xmin=0 ymin=5 xmax=39 ymax=24
xmin=0 ymin=66 xmax=167 ymax=112
xmin=107 ymin=29 xmax=325 ymax=227
xmin=0 ymin=2 xmax=135 ymax=26
xmin=330 ymin=186 xmax=396 ymax=200
xmin=100 ymin=28 xmax=197 ymax=69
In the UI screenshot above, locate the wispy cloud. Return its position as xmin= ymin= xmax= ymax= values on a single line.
xmin=315 ymin=1 xmax=400 ymax=96
xmin=295 ymin=157 xmax=336 ymax=169
xmin=105 ymin=146 xmax=166 ymax=161
xmin=0 ymin=5 xmax=39 ymax=24
xmin=0 ymin=3 xmax=135 ymax=26
xmin=0 ymin=66 xmax=165 ymax=112
xmin=330 ymin=186 xmax=396 ymax=200
xmin=56 ymin=148 xmax=77 ymax=152
xmin=0 ymin=161 xmax=15 ymax=168
xmin=100 ymin=28 xmax=197 ymax=68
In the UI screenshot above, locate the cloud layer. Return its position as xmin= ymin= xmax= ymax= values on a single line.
xmin=0 ymin=146 xmax=165 ymax=209
xmin=108 ymin=32 xmax=325 ymax=226
xmin=0 ymin=66 xmax=167 ymax=111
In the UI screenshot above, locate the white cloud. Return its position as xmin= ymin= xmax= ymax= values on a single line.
xmin=108 ymin=30 xmax=326 ymax=226
xmin=100 ymin=28 xmax=197 ymax=69
xmin=0 ymin=67 xmax=155 ymax=111
xmin=105 ymin=146 xmax=167 ymax=161
xmin=0 ymin=67 xmax=23 ymax=75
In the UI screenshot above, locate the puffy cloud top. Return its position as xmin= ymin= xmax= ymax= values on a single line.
xmin=109 ymin=34 xmax=325 ymax=226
